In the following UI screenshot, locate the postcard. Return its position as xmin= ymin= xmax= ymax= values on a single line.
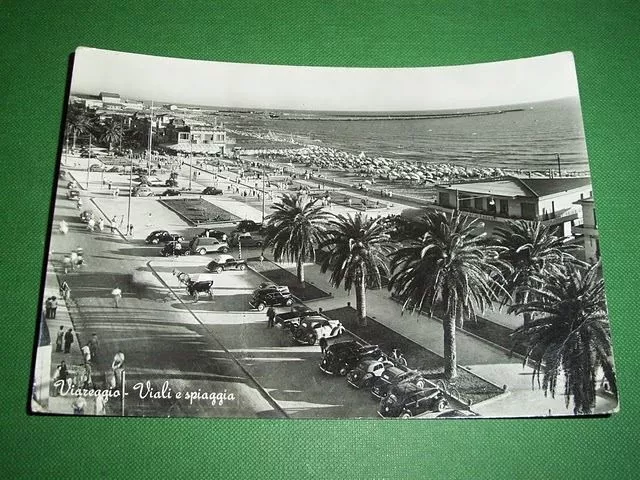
xmin=30 ymin=47 xmax=618 ymax=418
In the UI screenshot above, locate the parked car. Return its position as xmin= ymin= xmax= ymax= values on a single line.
xmin=138 ymin=176 xmax=165 ymax=187
xmin=377 ymin=384 xmax=449 ymax=418
xmin=189 ymin=237 xmax=230 ymax=255
xmin=185 ymin=274 xmax=216 ymax=302
xmin=134 ymin=185 xmax=154 ymax=197
xmin=235 ymin=220 xmax=262 ymax=233
xmin=89 ymin=164 xmax=104 ymax=172
xmin=197 ymin=229 xmax=228 ymax=242
xmin=436 ymin=409 xmax=480 ymax=419
xmin=202 ymin=187 xmax=223 ymax=195
xmin=66 ymin=181 xmax=77 ymax=189
xmin=161 ymin=189 xmax=181 ymax=196
xmin=229 ymin=231 xmax=264 ymax=247
xmin=160 ymin=241 xmax=191 ymax=257
xmin=79 ymin=210 xmax=94 ymax=223
xmin=292 ymin=316 xmax=345 ymax=345
xmin=67 ymin=189 xmax=80 ymax=200
xmin=206 ymin=254 xmax=247 ymax=273
xmin=275 ymin=307 xmax=318 ymax=331
xmin=107 ymin=166 xmax=122 ymax=173
xmin=370 ymin=366 xmax=429 ymax=399
xmin=59 ymin=170 xmax=68 ymax=179
xmin=249 ymin=284 xmax=294 ymax=311
xmin=145 ymin=230 xmax=184 ymax=245
xmin=347 ymin=359 xmax=395 ymax=389
xmin=319 ymin=341 xmax=386 ymax=376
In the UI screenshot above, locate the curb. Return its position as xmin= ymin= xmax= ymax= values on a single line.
xmin=146 ymin=260 xmax=289 ymax=419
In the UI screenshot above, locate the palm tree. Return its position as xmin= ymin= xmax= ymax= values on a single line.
xmin=263 ymin=193 xmax=331 ymax=284
xmin=66 ymin=104 xmax=91 ymax=150
xmin=388 ymin=211 xmax=504 ymax=380
xmin=99 ymin=119 xmax=123 ymax=152
xmin=493 ymin=220 xmax=580 ymax=325
xmin=319 ymin=213 xmax=395 ymax=326
xmin=509 ymin=261 xmax=616 ymax=414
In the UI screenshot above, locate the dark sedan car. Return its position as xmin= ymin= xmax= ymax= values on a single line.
xmin=145 ymin=230 xmax=184 ymax=244
xmin=249 ymin=285 xmax=293 ymax=311
xmin=160 ymin=241 xmax=191 ymax=256
xmin=275 ymin=308 xmax=318 ymax=331
xmin=202 ymin=187 xmax=223 ymax=195
xmin=319 ymin=341 xmax=386 ymax=376
xmin=371 ymin=366 xmax=429 ymax=399
xmin=235 ymin=220 xmax=262 ymax=233
xmin=377 ymin=384 xmax=449 ymax=418
xmin=161 ymin=189 xmax=181 ymax=196
xmin=197 ymin=229 xmax=228 ymax=242
xmin=206 ymin=254 xmax=247 ymax=273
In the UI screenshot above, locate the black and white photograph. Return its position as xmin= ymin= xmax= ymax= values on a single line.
xmin=31 ymin=47 xmax=619 ymax=419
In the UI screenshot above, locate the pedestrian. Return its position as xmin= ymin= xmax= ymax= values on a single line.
xmin=60 ymin=281 xmax=70 ymax=301
xmin=112 ymin=349 xmax=125 ymax=371
xmin=76 ymin=198 xmax=82 ymax=209
xmin=259 ymin=253 xmax=264 ymax=265
xmin=63 ymin=328 xmax=74 ymax=353
xmin=111 ymin=286 xmax=122 ymax=307
xmin=45 ymin=297 xmax=53 ymax=318
xmin=266 ymin=306 xmax=276 ymax=328
xmin=108 ymin=180 xmax=112 ymax=190
xmin=319 ymin=337 xmax=328 ymax=356
xmin=72 ymin=394 xmax=86 ymax=415
xmin=81 ymin=343 xmax=91 ymax=364
xmin=63 ymin=255 xmax=71 ymax=274
xmin=87 ymin=217 xmax=95 ymax=231
xmin=88 ymin=333 xmax=99 ymax=362
xmin=55 ymin=326 xmax=64 ymax=352
xmin=98 ymin=217 xmax=104 ymax=232
xmin=110 ymin=215 xmax=116 ymax=233
xmin=50 ymin=296 xmax=58 ymax=319
xmin=128 ymin=224 xmax=134 ymax=236
xmin=95 ymin=390 xmax=107 ymax=416
xmin=114 ymin=187 xmax=120 ymax=197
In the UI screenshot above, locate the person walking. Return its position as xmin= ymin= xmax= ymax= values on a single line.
xmin=88 ymin=333 xmax=99 ymax=362
xmin=98 ymin=217 xmax=104 ymax=232
xmin=55 ymin=326 xmax=64 ymax=352
xmin=108 ymin=180 xmax=112 ymax=190
xmin=87 ymin=217 xmax=95 ymax=232
xmin=52 ymin=360 xmax=69 ymax=394
xmin=81 ymin=343 xmax=91 ymax=365
xmin=72 ymin=394 xmax=86 ymax=415
xmin=128 ymin=224 xmax=134 ymax=236
xmin=49 ymin=296 xmax=58 ymax=319
xmin=266 ymin=306 xmax=276 ymax=328
xmin=63 ymin=328 xmax=74 ymax=353
xmin=60 ymin=281 xmax=70 ymax=301
xmin=45 ymin=297 xmax=53 ymax=319
xmin=319 ymin=337 xmax=328 ymax=357
xmin=111 ymin=286 xmax=122 ymax=307
xmin=111 ymin=215 xmax=117 ymax=234
xmin=111 ymin=349 xmax=125 ymax=388
xmin=70 ymin=250 xmax=78 ymax=270
xmin=63 ymin=255 xmax=71 ymax=274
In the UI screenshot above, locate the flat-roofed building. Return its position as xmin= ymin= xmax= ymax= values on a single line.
xmin=572 ymin=196 xmax=600 ymax=263
xmin=433 ymin=176 xmax=592 ymax=237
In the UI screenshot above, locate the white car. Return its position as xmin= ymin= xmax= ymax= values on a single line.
xmin=292 ymin=316 xmax=345 ymax=345
xmin=134 ymin=185 xmax=154 ymax=197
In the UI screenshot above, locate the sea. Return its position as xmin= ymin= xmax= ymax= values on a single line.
xmin=226 ymin=97 xmax=590 ymax=174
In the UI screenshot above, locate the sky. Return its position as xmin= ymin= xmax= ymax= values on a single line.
xmin=71 ymin=48 xmax=580 ymax=112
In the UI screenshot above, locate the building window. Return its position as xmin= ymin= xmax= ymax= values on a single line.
xmin=521 ymin=203 xmax=536 ymax=220
xmin=499 ymin=199 xmax=509 ymax=215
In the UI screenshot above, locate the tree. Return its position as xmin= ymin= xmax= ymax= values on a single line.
xmin=493 ymin=220 xmax=580 ymax=325
xmin=509 ymin=261 xmax=616 ymax=414
xmin=66 ymin=104 xmax=92 ymax=150
xmin=263 ymin=193 xmax=330 ymax=284
xmin=99 ymin=118 xmax=124 ymax=152
xmin=319 ymin=213 xmax=394 ymax=326
xmin=388 ymin=211 xmax=504 ymax=379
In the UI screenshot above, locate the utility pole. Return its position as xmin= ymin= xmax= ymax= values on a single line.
xmin=556 ymin=153 xmax=561 ymax=176
xmin=127 ymin=149 xmax=133 ymax=232
xmin=189 ymin=137 xmax=193 ymax=191
xmin=261 ymin=157 xmax=266 ymax=224
xmin=147 ymin=102 xmax=154 ymax=173
xmin=86 ymin=134 xmax=91 ymax=189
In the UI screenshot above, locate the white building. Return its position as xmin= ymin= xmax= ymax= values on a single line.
xmin=433 ymin=176 xmax=593 ymax=237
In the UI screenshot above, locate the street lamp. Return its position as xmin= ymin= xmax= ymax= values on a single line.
xmin=189 ymin=136 xmax=193 ymax=191
xmin=86 ymin=133 xmax=92 ymax=189
xmin=261 ymin=155 xmax=266 ymax=224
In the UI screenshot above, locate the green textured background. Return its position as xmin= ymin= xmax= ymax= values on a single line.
xmin=1 ymin=1 xmax=639 ymax=477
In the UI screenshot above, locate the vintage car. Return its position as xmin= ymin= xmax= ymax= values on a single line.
xmin=377 ymin=384 xmax=449 ymax=418
xmin=133 ymin=185 xmax=154 ymax=197
xmin=189 ymin=237 xmax=230 ymax=255
xmin=292 ymin=316 xmax=345 ymax=345
xmin=197 ymin=229 xmax=228 ymax=242
xmin=275 ymin=307 xmax=318 ymax=331
xmin=146 ymin=230 xmax=184 ymax=245
xmin=346 ymin=359 xmax=395 ymax=389
xmin=206 ymin=254 xmax=247 ymax=273
xmin=66 ymin=189 xmax=80 ymax=200
xmin=185 ymin=274 xmax=216 ymax=302
xmin=160 ymin=241 xmax=191 ymax=257
xmin=161 ymin=189 xmax=181 ymax=197
xmin=66 ymin=180 xmax=77 ymax=189
xmin=202 ymin=187 xmax=223 ymax=195
xmin=249 ymin=284 xmax=294 ymax=311
xmin=89 ymin=163 xmax=105 ymax=172
xmin=319 ymin=341 xmax=386 ymax=376
xmin=235 ymin=220 xmax=262 ymax=233
xmin=371 ymin=366 xmax=430 ymax=399
xmin=229 ymin=231 xmax=264 ymax=248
